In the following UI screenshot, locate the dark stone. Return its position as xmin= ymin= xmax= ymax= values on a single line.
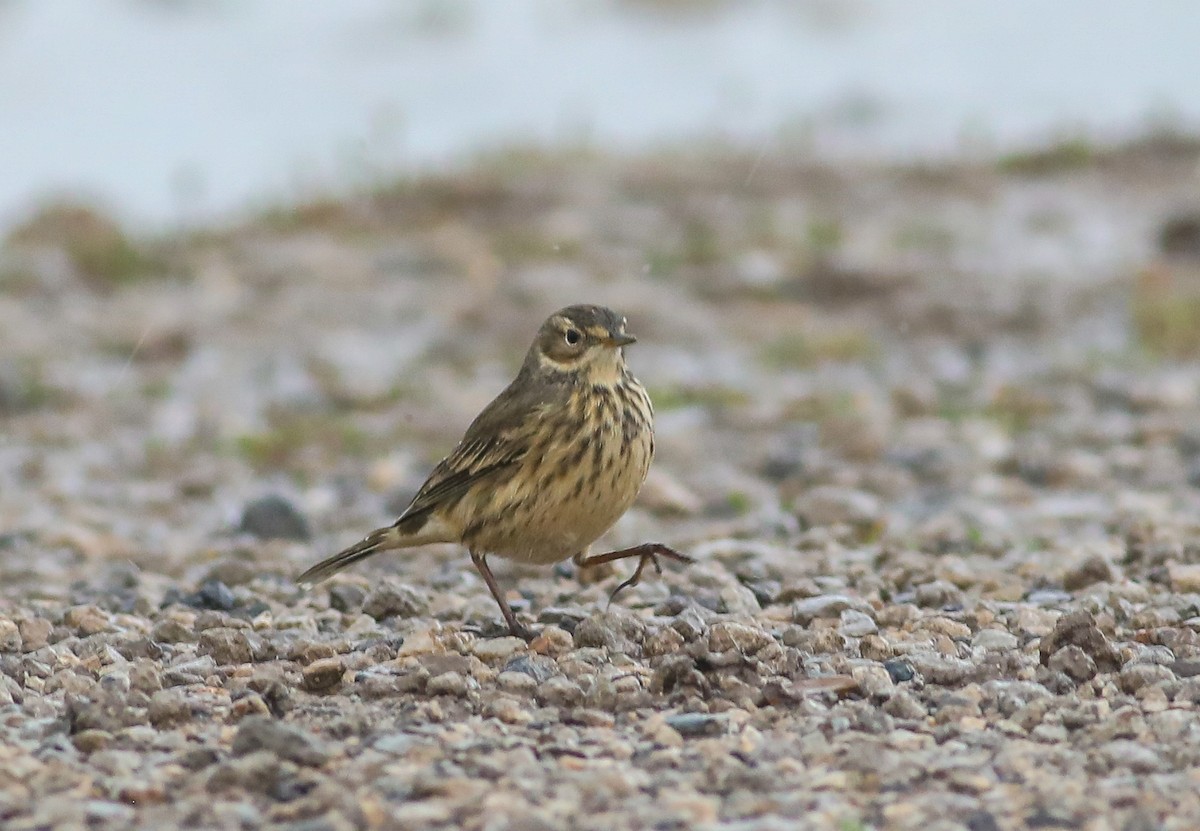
xmin=178 ymin=747 xmax=221 ymax=771
xmin=1170 ymin=659 xmax=1200 ymax=678
xmin=1160 ymin=213 xmax=1200 ymax=259
xmin=471 ymin=618 xmax=524 ymax=639
xmin=230 ymin=600 xmax=272 ymax=621
xmin=239 ymin=495 xmax=311 ymax=541
xmin=670 ymin=604 xmax=713 ymax=642
xmin=1025 ymin=807 xmax=1081 ymax=829
xmin=1034 ymin=666 xmax=1077 ymax=695
xmin=276 ymin=816 xmax=341 ymax=831
xmin=537 ymin=606 xmax=589 ymax=632
xmin=651 ymin=654 xmax=702 ymax=695
xmin=180 ymin=580 xmax=236 ymax=612
xmin=246 ymin=677 xmax=293 ymax=718
xmin=328 ymin=584 xmax=366 ymax=613
xmin=64 ymin=691 xmax=137 ymax=734
xmin=205 ymin=750 xmax=286 ymax=795
xmin=1038 ymin=610 xmax=1123 ymax=674
xmin=966 ymin=811 xmax=1001 ymax=831
xmin=501 ymin=654 xmax=557 ymax=684
xmin=745 ymin=580 xmax=782 ymax=606
xmin=883 ymin=659 xmax=916 ymax=684
xmin=653 ymin=595 xmax=690 ymax=617
xmin=270 ymin=774 xmax=317 ymax=803
xmin=1061 ymin=555 xmax=1115 ymax=591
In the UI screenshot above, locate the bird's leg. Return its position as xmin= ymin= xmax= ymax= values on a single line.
xmin=470 ymin=550 xmax=535 ymax=640
xmin=575 ymin=543 xmax=694 ymax=606
xmin=571 ymin=548 xmax=613 ymax=584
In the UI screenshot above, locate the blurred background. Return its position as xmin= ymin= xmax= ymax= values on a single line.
xmin=3 ymin=0 xmax=1200 ymax=546
xmin=2 ymin=0 xmax=1198 ymax=233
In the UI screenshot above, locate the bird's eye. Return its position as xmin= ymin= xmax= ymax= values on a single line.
xmin=564 ymin=328 xmax=582 ymax=345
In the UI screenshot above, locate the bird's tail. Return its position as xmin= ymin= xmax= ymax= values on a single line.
xmin=296 ymin=517 xmax=426 ymax=589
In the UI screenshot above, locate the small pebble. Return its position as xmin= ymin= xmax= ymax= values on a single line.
xmin=328 ymin=584 xmax=366 ymax=613
xmin=302 ymin=657 xmax=345 ymax=692
xmin=839 ymin=609 xmax=878 ymax=637
xmin=883 ymin=659 xmax=917 ymax=684
xmin=0 ymin=618 xmax=21 ymax=652
xmin=427 ymin=671 xmax=473 ymax=697
xmin=362 ymin=583 xmax=428 ymax=620
xmin=238 ymin=494 xmax=311 ymax=541
xmin=665 ymin=713 xmax=727 ymax=738
xmin=472 ymin=636 xmax=526 ymax=663
xmin=182 ymin=580 xmax=237 ymax=612
xmin=707 ymin=621 xmax=773 ymax=654
xmin=792 ymin=594 xmax=872 ymax=624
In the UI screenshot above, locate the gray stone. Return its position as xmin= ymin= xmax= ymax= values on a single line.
xmin=793 ymin=486 xmax=882 ymax=528
xmin=1119 ymin=662 xmax=1175 ymax=693
xmin=708 ymin=621 xmax=773 ymax=654
xmin=17 ymin=617 xmax=52 ymax=652
xmin=573 ymin=611 xmax=645 ymax=654
xmin=239 ymin=494 xmax=311 ymax=541
xmin=1047 ymin=645 xmax=1096 ymax=683
xmin=972 ymin=629 xmax=1019 ymax=651
xmin=914 ymin=580 xmax=964 ymax=609
xmin=362 ymin=583 xmax=428 ymax=620
xmin=198 ymin=627 xmax=254 ymax=665
xmin=501 ymin=654 xmax=557 ymax=683
xmin=792 ymin=594 xmax=873 ymax=625
xmin=906 ymin=653 xmax=973 ymax=686
xmin=328 ymin=584 xmax=365 ymax=613
xmin=231 ymin=716 xmax=329 ymax=767
xmin=838 ymin=609 xmax=878 ymax=638
xmin=665 ymin=713 xmax=727 ymax=738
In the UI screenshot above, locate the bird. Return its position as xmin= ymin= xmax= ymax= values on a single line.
xmin=297 ymin=304 xmax=691 ymax=639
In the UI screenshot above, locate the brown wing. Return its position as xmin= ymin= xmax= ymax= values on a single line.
xmin=393 ymin=373 xmax=557 ymax=525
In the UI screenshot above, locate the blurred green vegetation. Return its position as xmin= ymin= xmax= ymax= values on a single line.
xmin=1132 ymin=266 xmax=1200 ymax=358
xmin=759 ymin=328 xmax=877 ymax=368
xmin=998 ymin=137 xmax=1094 ymax=175
xmin=231 ymin=409 xmax=372 ymax=477
xmin=650 ymin=383 xmax=750 ymax=411
xmin=5 ymin=202 xmax=165 ymax=290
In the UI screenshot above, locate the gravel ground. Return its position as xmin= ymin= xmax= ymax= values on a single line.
xmin=4 ymin=137 xmax=1200 ymax=830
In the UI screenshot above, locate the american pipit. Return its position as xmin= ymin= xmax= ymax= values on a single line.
xmin=297 ymin=304 xmax=691 ymax=638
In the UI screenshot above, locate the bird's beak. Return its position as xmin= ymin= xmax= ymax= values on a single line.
xmin=603 ymin=333 xmax=637 ymax=348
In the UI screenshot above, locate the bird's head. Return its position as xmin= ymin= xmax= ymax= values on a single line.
xmin=526 ymin=304 xmax=636 ymax=385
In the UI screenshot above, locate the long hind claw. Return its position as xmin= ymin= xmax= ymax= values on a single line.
xmin=607 ymin=555 xmax=652 ymax=608
xmin=583 ymin=543 xmax=693 ymax=609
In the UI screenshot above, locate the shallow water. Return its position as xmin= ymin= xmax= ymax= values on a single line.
xmin=1 ymin=0 xmax=1198 ymax=230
